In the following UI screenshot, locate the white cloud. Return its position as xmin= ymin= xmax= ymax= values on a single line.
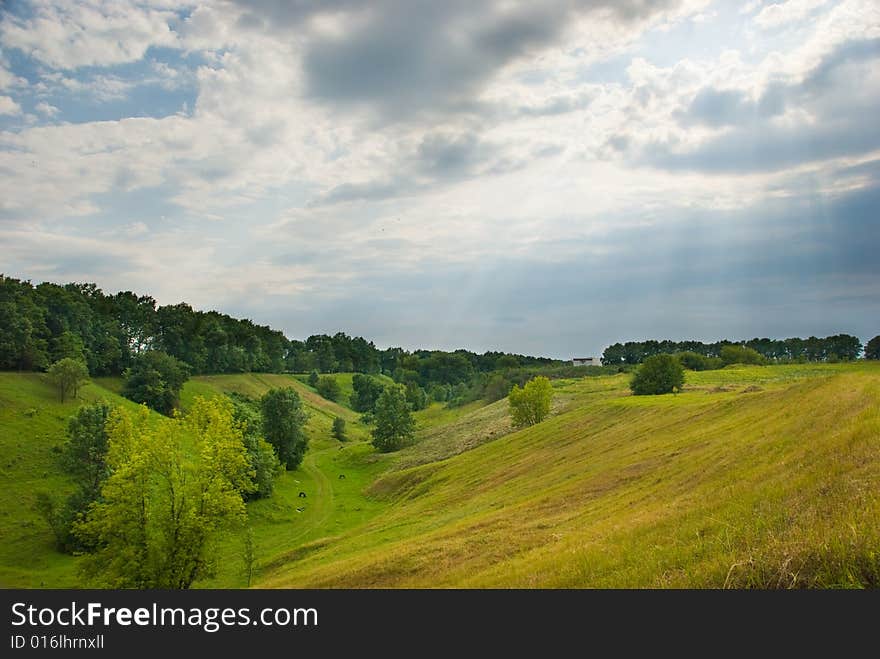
xmin=34 ymin=101 xmax=59 ymax=117
xmin=0 ymin=0 xmax=183 ymax=70
xmin=0 ymin=94 xmax=22 ymax=115
xmin=754 ymin=0 xmax=829 ymax=29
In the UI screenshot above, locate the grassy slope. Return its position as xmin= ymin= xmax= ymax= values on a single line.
xmin=2 ymin=363 xmax=879 ymax=588
xmin=259 ymin=363 xmax=880 ymax=588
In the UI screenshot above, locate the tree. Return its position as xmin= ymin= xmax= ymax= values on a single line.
xmin=62 ymin=402 xmax=112 ymax=499
xmin=332 ymin=417 xmax=347 ymax=441
xmin=351 ymin=373 xmax=385 ymax=412
xmin=229 ymin=394 xmax=282 ymax=499
xmin=260 ymin=387 xmax=309 ymax=469
xmin=508 ymin=376 xmax=553 ymax=428
xmin=316 ymin=376 xmax=341 ymax=401
xmin=676 ymin=351 xmax=721 ymax=371
xmin=47 ymin=358 xmax=90 ymax=403
xmin=630 ymin=354 xmax=684 ymax=395
xmin=122 ymin=350 xmax=190 ymax=415
xmin=720 ymin=345 xmax=766 ymax=366
xmin=308 ymin=370 xmax=320 ymax=387
xmin=405 ymin=382 xmax=428 ymax=410
xmin=75 ymin=397 xmax=254 ymax=588
xmin=371 ymin=384 xmax=415 ymax=452
xmin=38 ymin=403 xmax=112 ymax=552
xmin=865 ymin=335 xmax=880 ymax=360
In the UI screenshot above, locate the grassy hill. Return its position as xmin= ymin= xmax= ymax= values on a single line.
xmin=1 ymin=363 xmax=878 ymax=588
xmin=258 ymin=363 xmax=880 ymax=588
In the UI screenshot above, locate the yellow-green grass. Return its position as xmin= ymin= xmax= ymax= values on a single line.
xmin=258 ymin=362 xmax=880 ymax=588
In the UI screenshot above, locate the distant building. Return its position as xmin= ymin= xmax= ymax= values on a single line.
xmin=571 ymin=357 xmax=600 ymax=367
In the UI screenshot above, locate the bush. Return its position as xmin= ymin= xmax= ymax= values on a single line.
xmin=316 ymin=376 xmax=341 ymax=401
xmin=675 ymin=351 xmax=722 ymax=371
xmin=332 ymin=417 xmax=347 ymax=441
xmin=630 ymin=354 xmax=684 ymax=395
xmin=508 ymin=376 xmax=553 ymax=428
xmin=307 ymin=370 xmax=319 ymax=387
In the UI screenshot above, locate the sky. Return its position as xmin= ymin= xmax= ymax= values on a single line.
xmin=0 ymin=0 xmax=878 ymax=359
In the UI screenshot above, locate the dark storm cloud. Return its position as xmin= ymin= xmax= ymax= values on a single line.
xmin=313 ymin=131 xmax=509 ymax=205
xmin=657 ymin=38 xmax=880 ymax=172
xmin=230 ymin=0 xmax=686 ymax=121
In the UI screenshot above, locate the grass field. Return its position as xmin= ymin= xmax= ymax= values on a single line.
xmin=1 ymin=362 xmax=878 ymax=588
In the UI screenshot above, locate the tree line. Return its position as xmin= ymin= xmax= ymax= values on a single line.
xmin=0 ymin=275 xmax=559 ymax=381
xmin=601 ymin=334 xmax=864 ymax=366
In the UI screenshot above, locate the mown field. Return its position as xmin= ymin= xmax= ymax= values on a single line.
xmin=1 ymin=362 xmax=878 ymax=588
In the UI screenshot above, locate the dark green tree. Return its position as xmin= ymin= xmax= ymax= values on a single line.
xmin=229 ymin=394 xmax=282 ymax=499
xmin=316 ymin=376 xmax=341 ymax=401
xmin=863 ymin=335 xmax=879 ymax=360
xmin=37 ymin=402 xmax=111 ymax=552
xmin=630 ymin=354 xmax=685 ymax=395
xmin=405 ymin=381 xmax=428 ymax=410
xmin=260 ymin=387 xmax=309 ymax=469
xmin=371 ymin=384 xmax=415 ymax=453
xmin=308 ymin=370 xmax=320 ymax=387
xmin=122 ymin=350 xmax=189 ymax=415
xmin=351 ymin=374 xmax=385 ymax=412
xmin=332 ymin=417 xmax=347 ymax=441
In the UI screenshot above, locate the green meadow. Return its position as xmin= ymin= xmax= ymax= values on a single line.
xmin=2 ymin=362 xmax=878 ymax=588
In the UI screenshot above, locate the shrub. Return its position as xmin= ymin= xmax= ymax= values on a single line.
xmin=508 ymin=376 xmax=553 ymax=427
xmin=316 ymin=376 xmax=341 ymax=401
xmin=630 ymin=354 xmax=684 ymax=395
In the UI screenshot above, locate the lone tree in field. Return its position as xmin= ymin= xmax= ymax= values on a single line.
xmin=332 ymin=416 xmax=347 ymax=441
xmin=260 ymin=387 xmax=309 ymax=469
xmin=47 ymin=357 xmax=90 ymax=403
xmin=508 ymin=376 xmax=553 ymax=428
xmin=122 ymin=350 xmax=189 ymax=415
xmin=371 ymin=384 xmax=415 ymax=452
xmin=866 ymin=335 xmax=880 ymax=360
xmin=75 ymin=397 xmax=254 ymax=589
xmin=630 ymin=354 xmax=684 ymax=395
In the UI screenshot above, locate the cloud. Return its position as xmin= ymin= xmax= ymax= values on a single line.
xmin=298 ymin=0 xmax=691 ymax=121
xmin=754 ymin=0 xmax=829 ymax=29
xmin=0 ymin=95 xmax=22 ymax=115
xmin=34 ymin=101 xmax=58 ymax=117
xmin=633 ymin=35 xmax=880 ymax=173
xmin=0 ymin=0 xmax=182 ymax=69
